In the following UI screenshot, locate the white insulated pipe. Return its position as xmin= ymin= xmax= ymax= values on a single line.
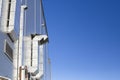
xmin=7 ymin=0 xmax=16 ymax=32
xmin=0 ymin=0 xmax=2 ymax=17
xmin=19 ymin=5 xmax=27 ymax=67
xmin=0 ymin=0 xmax=9 ymax=32
xmin=13 ymin=40 xmax=19 ymax=80
xmin=33 ymin=45 xmax=44 ymax=79
xmin=21 ymin=66 xmax=25 ymax=80
xmin=24 ymin=36 xmax=32 ymax=68
xmin=0 ymin=0 xmax=17 ymax=32
xmin=31 ymin=35 xmax=48 ymax=79
xmin=18 ymin=5 xmax=27 ymax=80
xmin=31 ymin=35 xmax=48 ymax=73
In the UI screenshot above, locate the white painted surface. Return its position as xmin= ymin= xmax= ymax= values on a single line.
xmin=21 ymin=66 xmax=25 ymax=80
xmin=19 ymin=5 xmax=27 ymax=68
xmin=31 ymin=35 xmax=48 ymax=73
xmin=13 ymin=40 xmax=19 ymax=80
xmin=0 ymin=0 xmax=9 ymax=32
xmin=0 ymin=0 xmax=2 ymax=17
xmin=24 ymin=36 xmax=32 ymax=68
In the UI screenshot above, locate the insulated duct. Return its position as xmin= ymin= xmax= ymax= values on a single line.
xmin=30 ymin=34 xmax=48 ymax=73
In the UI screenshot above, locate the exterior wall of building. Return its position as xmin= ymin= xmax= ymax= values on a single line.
xmin=14 ymin=0 xmax=21 ymax=35
xmin=43 ymin=44 xmax=51 ymax=80
xmin=0 ymin=31 xmax=13 ymax=79
xmin=0 ymin=0 xmax=51 ymax=80
xmin=0 ymin=0 xmax=21 ymax=79
xmin=0 ymin=0 xmax=20 ymax=41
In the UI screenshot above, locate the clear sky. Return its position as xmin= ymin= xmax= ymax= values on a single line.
xmin=42 ymin=0 xmax=120 ymax=80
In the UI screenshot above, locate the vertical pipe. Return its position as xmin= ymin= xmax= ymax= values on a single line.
xmin=32 ymin=37 xmax=39 ymax=71
xmin=21 ymin=66 xmax=25 ymax=80
xmin=13 ymin=40 xmax=19 ymax=80
xmin=18 ymin=5 xmax=27 ymax=80
xmin=19 ymin=5 xmax=25 ymax=68
xmin=0 ymin=0 xmax=2 ymax=17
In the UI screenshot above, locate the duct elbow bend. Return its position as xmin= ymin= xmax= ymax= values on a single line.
xmin=33 ymin=35 xmax=48 ymax=44
xmin=32 ymin=72 xmax=43 ymax=79
xmin=21 ymin=5 xmax=28 ymax=10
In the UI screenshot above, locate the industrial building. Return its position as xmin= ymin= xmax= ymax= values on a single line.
xmin=0 ymin=0 xmax=51 ymax=80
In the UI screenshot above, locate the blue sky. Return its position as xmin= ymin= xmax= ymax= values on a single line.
xmin=42 ymin=0 xmax=120 ymax=80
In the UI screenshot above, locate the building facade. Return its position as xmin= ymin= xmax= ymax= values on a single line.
xmin=0 ymin=0 xmax=51 ymax=80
